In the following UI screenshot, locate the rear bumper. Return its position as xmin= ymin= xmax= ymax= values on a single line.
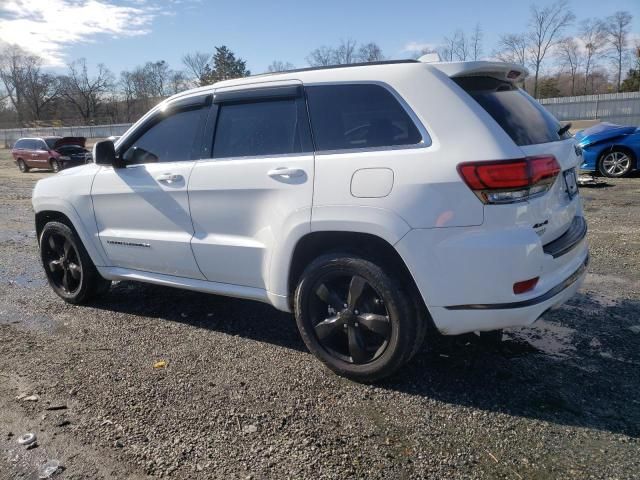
xmin=395 ymin=218 xmax=589 ymax=335
xmin=444 ymin=254 xmax=587 ymax=311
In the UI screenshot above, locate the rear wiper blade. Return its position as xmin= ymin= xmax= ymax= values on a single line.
xmin=558 ymin=123 xmax=572 ymax=136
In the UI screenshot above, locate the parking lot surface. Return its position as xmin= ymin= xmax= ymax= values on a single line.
xmin=0 ymin=152 xmax=639 ymax=479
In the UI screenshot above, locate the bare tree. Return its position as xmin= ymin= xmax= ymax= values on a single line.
xmin=333 ymin=39 xmax=358 ymax=64
xmin=556 ymin=37 xmax=581 ymax=95
xmin=21 ymin=60 xmax=60 ymax=121
xmin=470 ymin=24 xmax=483 ymax=60
xmin=307 ymin=40 xmax=384 ymax=66
xmin=527 ymin=0 xmax=575 ymax=98
xmin=357 ymin=42 xmax=384 ymax=62
xmin=267 ymin=60 xmax=295 ymax=72
xmin=0 ymin=45 xmax=61 ymax=123
xmin=604 ymin=11 xmax=633 ymax=92
xmin=60 ymin=59 xmax=114 ymax=123
xmin=119 ymin=70 xmax=137 ymax=122
xmin=168 ymin=70 xmax=189 ymax=95
xmin=182 ymin=52 xmax=210 ymax=86
xmin=495 ymin=33 xmax=529 ymax=67
xmin=306 ymin=46 xmax=334 ymax=67
xmin=453 ymin=30 xmax=469 ymax=61
xmin=438 ymin=35 xmax=457 ymax=62
xmin=0 ymin=45 xmax=29 ymax=123
xmin=580 ymin=18 xmax=607 ymax=94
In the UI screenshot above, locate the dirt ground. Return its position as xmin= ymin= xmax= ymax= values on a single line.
xmin=0 ymin=149 xmax=639 ymax=479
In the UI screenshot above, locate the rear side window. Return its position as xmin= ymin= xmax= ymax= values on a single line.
xmin=453 ymin=76 xmax=570 ymax=146
xmin=213 ymin=98 xmax=311 ymax=158
xmin=14 ymin=139 xmax=25 ymax=149
xmin=305 ymin=84 xmax=422 ymax=152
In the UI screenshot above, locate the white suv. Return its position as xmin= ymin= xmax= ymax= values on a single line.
xmin=32 ymin=59 xmax=588 ymax=381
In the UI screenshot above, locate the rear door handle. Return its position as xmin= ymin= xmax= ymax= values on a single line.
xmin=267 ymin=167 xmax=305 ymax=178
xmin=156 ymin=173 xmax=183 ymax=184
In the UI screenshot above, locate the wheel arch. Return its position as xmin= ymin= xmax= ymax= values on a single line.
xmin=34 ymin=205 xmax=107 ymax=267
xmin=286 ymin=231 xmax=430 ymax=323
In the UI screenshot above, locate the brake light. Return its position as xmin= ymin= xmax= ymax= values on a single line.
xmin=458 ymin=156 xmax=560 ymax=204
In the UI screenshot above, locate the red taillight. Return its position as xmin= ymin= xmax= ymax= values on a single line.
xmin=458 ymin=156 xmax=561 ymax=204
xmin=513 ymin=277 xmax=539 ymax=294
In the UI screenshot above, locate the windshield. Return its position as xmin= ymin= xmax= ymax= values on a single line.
xmin=453 ymin=76 xmax=571 ymax=146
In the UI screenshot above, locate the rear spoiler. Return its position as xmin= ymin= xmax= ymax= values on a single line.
xmin=423 ymin=60 xmax=528 ymax=84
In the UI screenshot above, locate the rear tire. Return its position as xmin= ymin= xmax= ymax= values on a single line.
xmin=40 ymin=221 xmax=111 ymax=304
xmin=294 ymin=254 xmax=424 ymax=382
xmin=17 ymin=159 xmax=29 ymax=173
xmin=50 ymin=159 xmax=61 ymax=173
xmin=598 ymin=149 xmax=633 ymax=178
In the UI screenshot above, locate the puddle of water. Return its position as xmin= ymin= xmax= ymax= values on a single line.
xmin=0 ymin=230 xmax=36 ymax=244
xmin=510 ymin=319 xmax=577 ymax=357
xmin=0 ymin=306 xmax=57 ymax=333
xmin=7 ymin=273 xmax=47 ymax=288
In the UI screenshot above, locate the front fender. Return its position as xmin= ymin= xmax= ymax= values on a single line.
xmin=33 ymin=197 xmax=108 ymax=267
xmin=32 ymin=164 xmax=106 ymax=266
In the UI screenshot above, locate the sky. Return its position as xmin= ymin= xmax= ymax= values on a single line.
xmin=0 ymin=0 xmax=639 ymax=75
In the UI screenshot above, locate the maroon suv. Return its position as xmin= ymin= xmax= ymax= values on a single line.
xmin=11 ymin=137 xmax=90 ymax=173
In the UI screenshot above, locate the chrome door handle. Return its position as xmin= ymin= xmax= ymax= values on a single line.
xmin=267 ymin=167 xmax=304 ymax=178
xmin=156 ymin=173 xmax=183 ymax=184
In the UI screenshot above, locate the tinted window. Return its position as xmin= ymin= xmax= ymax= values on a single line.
xmin=213 ymin=98 xmax=311 ymax=158
xmin=14 ymin=139 xmax=25 ymax=149
xmin=122 ymin=107 xmax=206 ymax=164
xmin=305 ymin=84 xmax=422 ymax=151
xmin=453 ymin=76 xmax=570 ymax=146
xmin=44 ymin=138 xmax=59 ymax=149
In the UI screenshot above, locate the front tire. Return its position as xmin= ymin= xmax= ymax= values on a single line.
xmin=598 ymin=149 xmax=633 ymax=178
xmin=40 ymin=221 xmax=111 ymax=304
xmin=17 ymin=159 xmax=29 ymax=173
xmin=50 ymin=158 xmax=61 ymax=173
xmin=294 ymin=254 xmax=424 ymax=382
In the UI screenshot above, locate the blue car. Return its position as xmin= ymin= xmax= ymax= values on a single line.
xmin=574 ymin=123 xmax=640 ymax=178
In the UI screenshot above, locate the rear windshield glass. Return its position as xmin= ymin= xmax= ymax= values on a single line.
xmin=453 ymin=76 xmax=570 ymax=146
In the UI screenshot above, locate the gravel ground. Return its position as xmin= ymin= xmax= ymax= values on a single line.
xmin=0 ymin=151 xmax=639 ymax=479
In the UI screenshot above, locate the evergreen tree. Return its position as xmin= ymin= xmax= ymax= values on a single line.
xmin=201 ymin=46 xmax=250 ymax=84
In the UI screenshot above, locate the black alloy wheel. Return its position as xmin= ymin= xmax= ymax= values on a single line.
xmin=295 ymin=254 xmax=424 ymax=382
xmin=42 ymin=231 xmax=83 ymax=296
xmin=311 ymin=274 xmax=391 ymax=364
xmin=40 ymin=221 xmax=111 ymax=304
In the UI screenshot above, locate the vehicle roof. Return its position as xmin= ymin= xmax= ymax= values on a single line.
xmin=164 ymin=59 xmax=528 ymax=104
xmin=15 ymin=136 xmax=61 ymax=141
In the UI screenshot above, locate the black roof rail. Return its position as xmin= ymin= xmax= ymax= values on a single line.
xmin=250 ymin=59 xmax=420 ymax=79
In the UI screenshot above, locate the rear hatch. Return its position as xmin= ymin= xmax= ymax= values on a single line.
xmin=450 ymin=72 xmax=580 ymax=245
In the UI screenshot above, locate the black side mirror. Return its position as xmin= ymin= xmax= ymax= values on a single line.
xmin=93 ymin=140 xmax=119 ymax=166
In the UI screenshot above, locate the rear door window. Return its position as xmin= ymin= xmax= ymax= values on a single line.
xmin=212 ymin=98 xmax=311 ymax=158
xmin=305 ymin=84 xmax=423 ymax=152
xmin=453 ymin=76 xmax=570 ymax=146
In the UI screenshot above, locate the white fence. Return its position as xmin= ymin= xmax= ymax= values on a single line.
xmin=539 ymin=91 xmax=640 ymax=126
xmin=1 ymin=123 xmax=132 ymax=147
